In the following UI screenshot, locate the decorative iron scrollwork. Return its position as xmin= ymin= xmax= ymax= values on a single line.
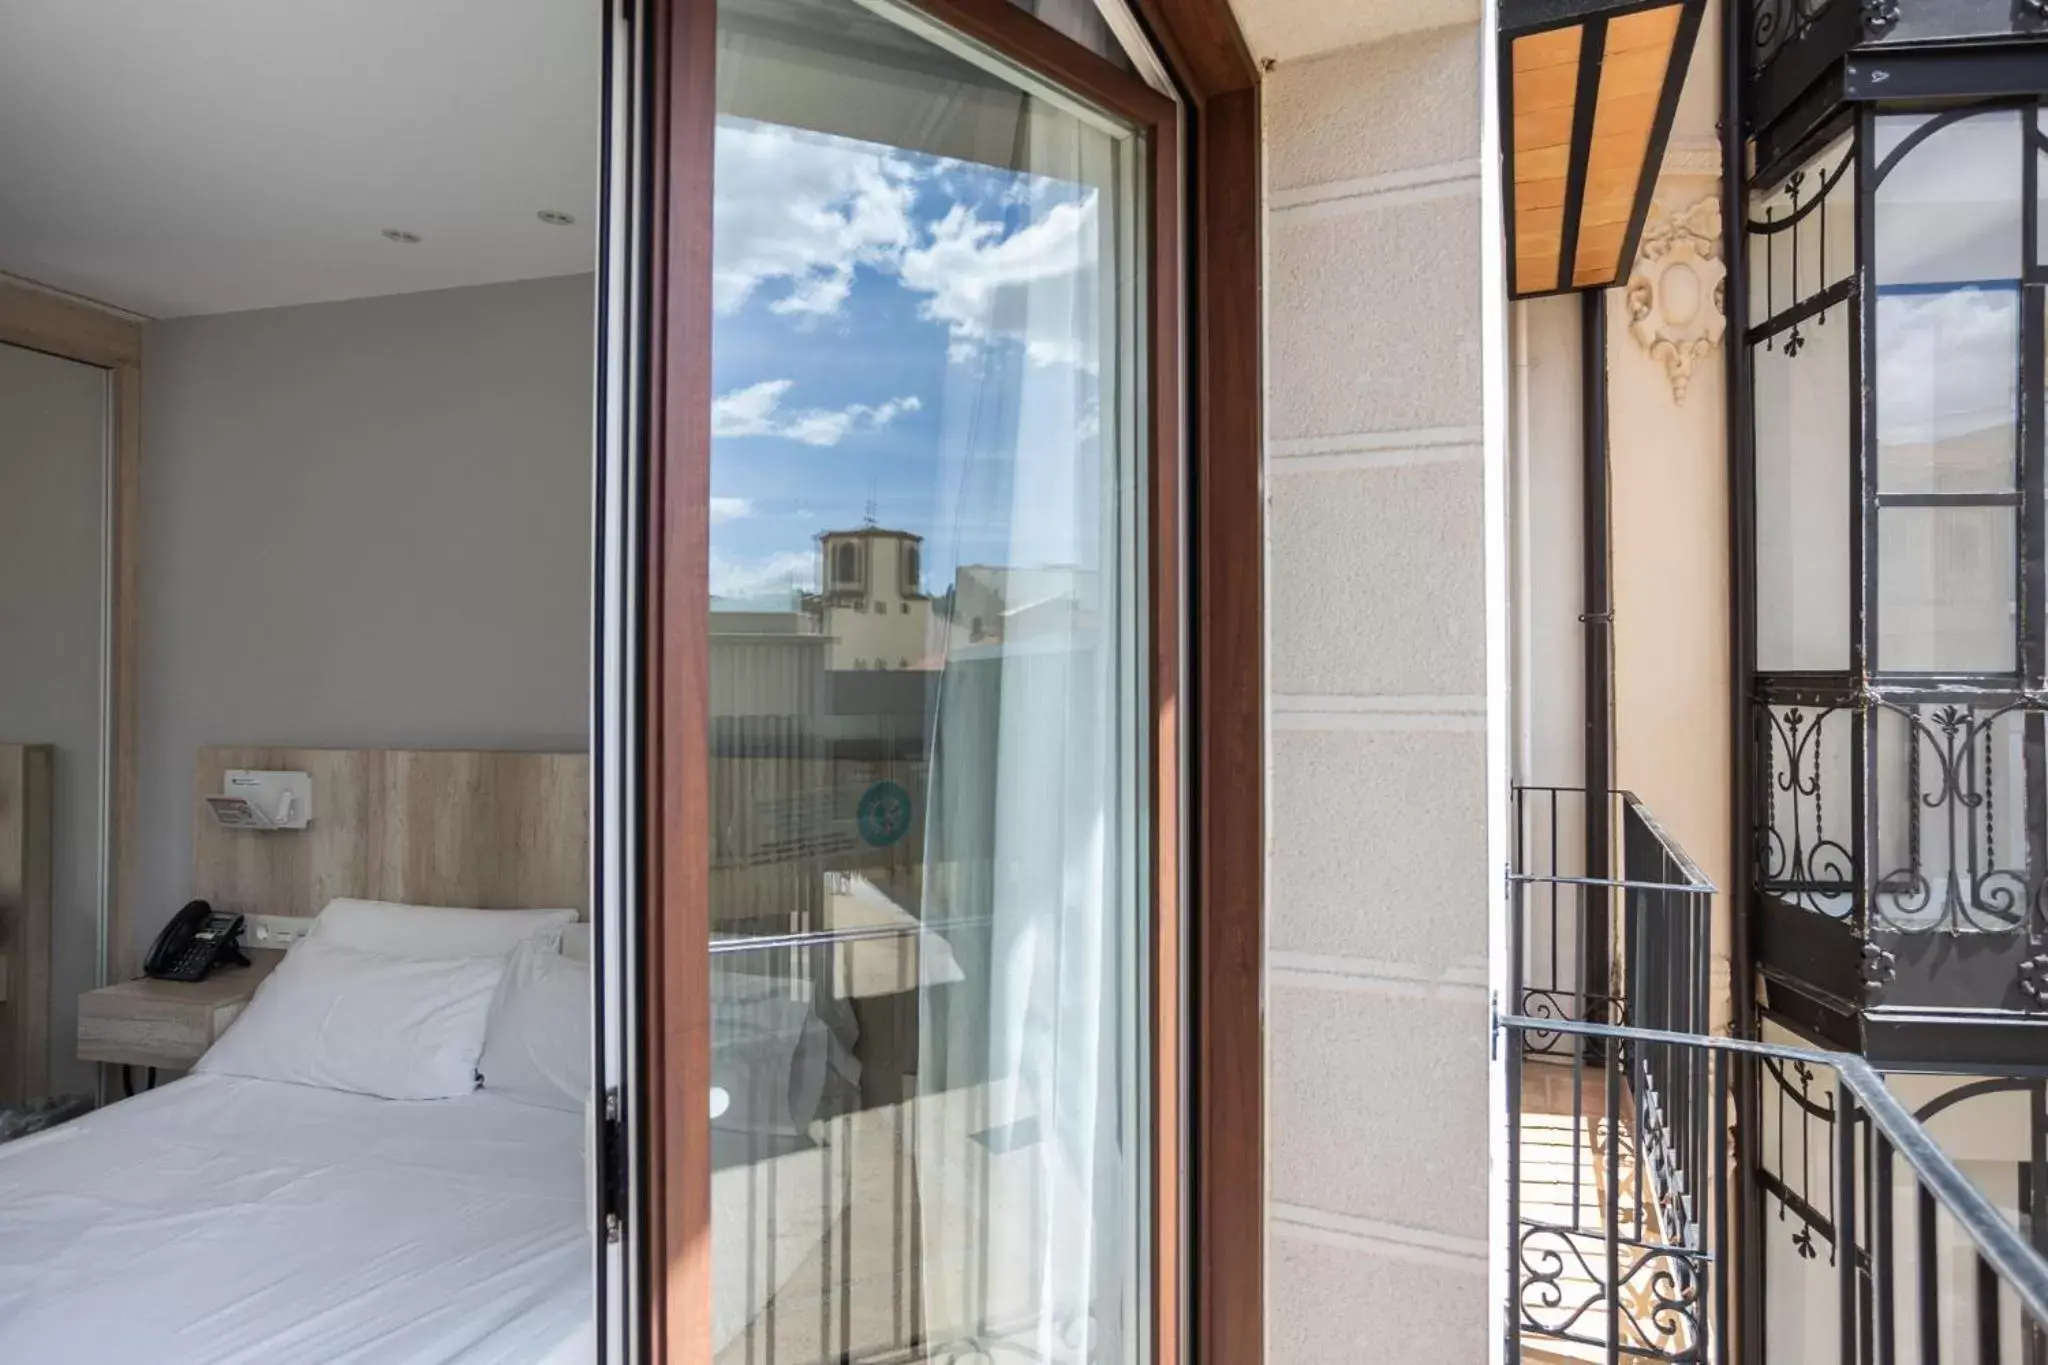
xmin=1762 ymin=694 xmax=2042 ymax=938
xmin=1752 ymin=0 xmax=1842 ymax=72
xmin=1518 ymin=1224 xmax=1706 ymax=1359
xmin=1872 ymin=702 xmax=2033 ymax=937
xmin=1759 ymin=705 xmax=1856 ymax=917
xmin=1517 ymin=988 xmax=1627 ymax=1059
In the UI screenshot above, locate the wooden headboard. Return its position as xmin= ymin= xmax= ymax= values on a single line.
xmin=192 ymin=747 xmax=588 ymax=919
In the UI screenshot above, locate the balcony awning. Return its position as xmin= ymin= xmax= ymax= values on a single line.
xmin=1501 ymin=0 xmax=1706 ymax=299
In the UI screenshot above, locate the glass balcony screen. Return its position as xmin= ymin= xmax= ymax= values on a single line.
xmin=1754 ymin=320 xmax=1852 ymax=672
xmin=1877 ymin=505 xmax=2016 ymax=673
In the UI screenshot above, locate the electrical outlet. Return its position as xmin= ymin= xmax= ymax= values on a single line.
xmin=244 ymin=915 xmax=314 ymax=949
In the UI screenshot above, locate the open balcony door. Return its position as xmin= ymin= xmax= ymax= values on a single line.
xmin=595 ymin=0 xmax=1264 ymax=1361
xmin=589 ymin=1 xmax=653 ymax=1358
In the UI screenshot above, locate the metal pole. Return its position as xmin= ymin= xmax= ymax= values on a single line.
xmin=1720 ymin=0 xmax=1763 ymax=1354
xmin=1582 ymin=286 xmax=1614 ymax=1025
xmin=1840 ymin=1081 xmax=1862 ymax=1364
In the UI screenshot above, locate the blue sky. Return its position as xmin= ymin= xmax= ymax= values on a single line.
xmin=706 ymin=115 xmax=1108 ymax=603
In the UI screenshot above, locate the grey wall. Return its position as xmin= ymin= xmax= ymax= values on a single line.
xmin=0 ymin=341 xmax=110 ymax=1098
xmin=138 ymin=275 xmax=594 ymax=956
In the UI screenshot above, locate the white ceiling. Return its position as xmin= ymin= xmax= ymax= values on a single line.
xmin=0 ymin=1 xmax=601 ymax=319
xmin=1227 ymin=0 xmax=1480 ymax=66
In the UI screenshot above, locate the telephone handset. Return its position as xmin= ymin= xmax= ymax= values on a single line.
xmin=143 ymin=901 xmax=250 ymax=983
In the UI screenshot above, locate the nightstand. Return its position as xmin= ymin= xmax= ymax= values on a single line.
xmin=77 ymin=949 xmax=283 ymax=1079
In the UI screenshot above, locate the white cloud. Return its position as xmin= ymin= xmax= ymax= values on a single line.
xmin=710 ymin=380 xmax=789 ymax=436
xmin=709 ymin=496 xmax=752 ymax=523
xmin=712 ymin=119 xmax=1102 ymax=371
xmin=1877 ymin=288 xmax=2018 ymax=448
xmin=713 ymin=121 xmax=918 ymax=319
xmin=710 ymin=549 xmax=816 ymax=601
xmin=712 ymin=379 xmax=921 ymax=447
xmin=898 ymin=197 xmax=1099 ymax=369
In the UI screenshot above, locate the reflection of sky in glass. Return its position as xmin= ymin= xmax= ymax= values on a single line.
xmin=1870 ymin=112 xmax=2023 ymax=492
xmin=1874 ymin=110 xmax=2021 ymax=287
xmin=1876 ymin=284 xmax=2017 ymax=456
xmin=707 ymin=117 xmax=1104 ymax=605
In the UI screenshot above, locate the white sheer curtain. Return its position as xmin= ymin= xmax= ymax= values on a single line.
xmin=916 ymin=100 xmax=1134 ymax=1365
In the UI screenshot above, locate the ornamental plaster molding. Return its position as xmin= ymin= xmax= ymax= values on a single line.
xmin=1658 ymin=137 xmax=1723 ymax=180
xmin=1625 ymin=194 xmax=1727 ymax=406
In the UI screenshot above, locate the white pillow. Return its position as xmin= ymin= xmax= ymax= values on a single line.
xmin=309 ymin=898 xmax=578 ymax=959
xmin=197 ymin=938 xmax=504 ymax=1100
xmin=478 ymin=938 xmax=590 ymax=1111
xmin=558 ymin=922 xmax=591 ymax=963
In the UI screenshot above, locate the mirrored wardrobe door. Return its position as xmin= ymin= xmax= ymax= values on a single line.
xmin=0 ymin=337 xmax=112 ymax=1123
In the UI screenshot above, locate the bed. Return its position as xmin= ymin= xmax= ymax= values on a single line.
xmin=0 ymin=747 xmax=604 ymax=1362
xmin=0 ymin=1071 xmax=590 ymax=1364
xmin=0 ymin=747 xmax=929 ymax=1362
xmin=0 ymin=945 xmax=866 ymax=1365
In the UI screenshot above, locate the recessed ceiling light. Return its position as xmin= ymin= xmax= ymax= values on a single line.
xmin=381 ymin=228 xmax=422 ymax=244
xmin=537 ymin=210 xmax=576 ymax=227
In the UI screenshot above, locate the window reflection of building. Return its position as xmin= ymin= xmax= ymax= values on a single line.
xmin=946 ymin=564 xmax=1098 ymax=650
xmin=706 ymin=541 xmax=1110 ymax=951
xmin=805 ymin=524 xmax=932 ymax=672
xmin=707 ymin=587 xmax=928 ymax=940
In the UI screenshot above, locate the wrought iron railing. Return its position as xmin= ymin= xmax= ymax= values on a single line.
xmin=1755 ymin=1050 xmax=2048 ymax=1365
xmin=1511 ymin=786 xmax=1715 ymax=1052
xmin=1509 ymin=786 xmax=1719 ymax=1359
xmin=1754 ymin=689 xmax=2048 ymax=1017
xmin=1504 ymin=1014 xmax=2048 ymax=1364
xmin=1756 ymin=693 xmax=2048 ymax=940
xmin=1506 ymin=788 xmax=2048 ymax=1363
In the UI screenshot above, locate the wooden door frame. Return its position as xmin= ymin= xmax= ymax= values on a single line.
xmin=1119 ymin=6 xmax=1265 ymax=1362
xmin=637 ymin=1 xmax=1262 ymax=1360
xmin=0 ymin=275 xmax=144 ymax=992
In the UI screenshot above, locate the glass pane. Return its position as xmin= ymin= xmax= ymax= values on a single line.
xmin=708 ymin=0 xmax=1149 ymax=1360
xmin=0 ymin=342 xmax=109 ymax=1117
xmin=1754 ymin=319 xmax=1852 ymax=671
xmin=1875 ymin=284 xmax=2018 ymax=493
xmin=1877 ymin=506 xmax=2016 ymax=672
xmin=1748 ymin=131 xmax=1856 ymax=325
xmin=1004 ymin=0 xmax=1134 ymax=69
xmin=1874 ymin=110 xmax=2023 ymax=288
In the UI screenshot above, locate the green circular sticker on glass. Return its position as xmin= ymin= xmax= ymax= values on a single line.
xmin=857 ymin=780 xmax=912 ymax=848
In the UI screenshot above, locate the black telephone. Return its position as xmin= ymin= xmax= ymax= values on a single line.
xmin=143 ymin=901 xmax=250 ymax=982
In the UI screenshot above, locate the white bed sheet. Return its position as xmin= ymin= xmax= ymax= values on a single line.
xmin=0 ymin=1073 xmax=592 ymax=1365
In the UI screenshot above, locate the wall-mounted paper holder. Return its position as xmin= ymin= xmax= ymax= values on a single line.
xmin=205 ymin=770 xmax=313 ymax=831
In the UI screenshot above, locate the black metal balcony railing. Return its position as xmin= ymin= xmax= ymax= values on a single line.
xmin=1754 ymin=1049 xmax=2048 ymax=1365
xmin=1754 ymin=693 xmax=2048 ymax=1034
xmin=1505 ymin=786 xmax=2048 ymax=1364
xmin=1505 ymin=1015 xmax=2048 ymax=1365
xmin=1511 ymin=785 xmax=1716 ymax=1046
xmin=1509 ymin=787 xmax=1719 ymax=1360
